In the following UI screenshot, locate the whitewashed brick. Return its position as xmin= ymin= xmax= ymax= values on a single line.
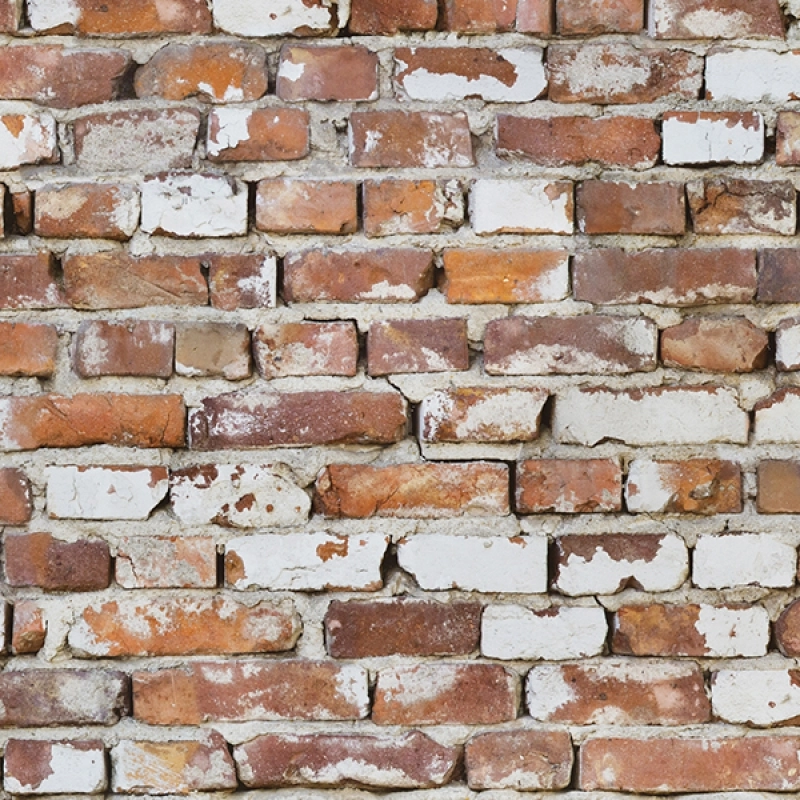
xmin=662 ymin=112 xmax=764 ymax=165
xmin=553 ymin=386 xmax=748 ymax=446
xmin=776 ymin=319 xmax=800 ymax=370
xmin=397 ymin=534 xmax=547 ymax=593
xmin=4 ymin=740 xmax=106 ymax=794
xmin=470 ymin=180 xmax=573 ymax=235
xmin=712 ymin=670 xmax=800 ymax=726
xmin=27 ymin=0 xmax=78 ymax=31
xmin=46 ymin=466 xmax=168 ymax=520
xmin=693 ymin=534 xmax=796 ymax=589
xmin=213 ymin=0 xmax=343 ymax=36
xmin=0 ymin=114 xmax=57 ymax=169
xmin=482 ymin=605 xmax=607 ymax=660
xmin=170 ymin=464 xmax=310 ymax=528
xmin=141 ymin=173 xmax=248 ymax=238
xmin=755 ymin=389 xmax=800 ymax=443
xmin=693 ymin=605 xmax=770 ymax=657
xmin=706 ymin=50 xmax=800 ymax=103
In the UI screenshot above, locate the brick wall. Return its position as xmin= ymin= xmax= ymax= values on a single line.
xmin=1 ymin=0 xmax=800 ymax=793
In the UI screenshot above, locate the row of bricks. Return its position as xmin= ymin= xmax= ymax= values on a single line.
xmin=0 ymin=0 xmax=787 ymax=39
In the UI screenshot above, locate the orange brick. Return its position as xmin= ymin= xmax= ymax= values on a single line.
xmin=441 ymin=0 xmax=518 ymax=31
xmin=11 ymin=189 xmax=32 ymax=234
xmin=577 ymin=181 xmax=685 ymax=235
xmin=0 ymin=253 xmax=66 ymax=309
xmin=556 ymin=0 xmax=642 ymax=32
xmin=12 ymin=601 xmax=46 ymax=654
xmin=207 ymin=253 xmax=276 ymax=310
xmin=207 ymin=108 xmax=309 ymax=162
xmin=349 ymin=0 xmax=437 ymax=32
xmin=758 ymin=460 xmax=800 ymax=513
xmin=0 ymin=322 xmax=58 ymax=377
xmin=516 ymin=459 xmax=622 ymax=513
xmin=255 ymin=180 xmax=357 ymax=234
xmin=0 ymin=468 xmax=32 ymax=524
xmin=364 ymin=180 xmax=463 ymax=236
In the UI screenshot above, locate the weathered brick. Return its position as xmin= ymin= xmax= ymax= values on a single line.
xmin=661 ymin=317 xmax=769 ymax=372
xmin=497 ymin=115 xmax=660 ymax=168
xmin=350 ymin=111 xmax=473 ymax=168
xmin=253 ymin=321 xmax=358 ymax=378
xmin=626 ymin=459 xmax=742 ymax=514
xmin=190 ymin=391 xmax=406 ymax=449
xmin=554 ymin=534 xmax=688 ymax=596
xmin=325 ymin=599 xmax=481 ymax=658
xmin=11 ymin=601 xmax=46 ymax=654
xmin=4 ymin=740 xmax=106 ymax=795
xmin=662 ymin=111 xmax=764 ymax=165
xmin=397 ymin=534 xmax=547 ymax=593
xmin=214 ymin=0 xmax=342 ymax=36
xmin=315 ymin=462 xmax=509 ymax=518
xmin=395 ymin=47 xmax=545 ymax=102
xmin=516 ymin=459 xmax=622 ymax=513
xmin=0 ymin=254 xmax=64 ymax=310
xmin=0 ymin=394 xmax=185 ymax=451
xmin=777 ymin=111 xmax=800 ymax=166
xmin=0 ymin=45 xmax=130 ymax=107
xmin=0 ymin=0 xmax=17 ymax=30
xmin=207 ymin=253 xmax=277 ymax=310
xmin=368 ymin=318 xmax=469 ymax=375
xmin=0 ymin=669 xmax=128 ymax=727
xmin=775 ymin=599 xmax=800 ymax=656
xmin=0 ymin=323 xmax=58 ymax=377
xmin=580 ymin=736 xmax=800 ymax=793
xmin=63 ymin=253 xmax=207 ymax=309
xmin=442 ymin=249 xmax=569 ymax=303
xmin=5 ymin=532 xmax=111 ymax=591
xmin=73 ymin=108 xmax=201 ymax=172
xmin=573 ymin=248 xmax=757 ymax=305
xmin=134 ymin=661 xmax=368 ymax=724
xmin=613 ymin=603 xmax=770 ymax=657
xmin=577 ymin=181 xmax=686 ymax=235
xmin=9 ymin=188 xmax=29 ymax=234
xmin=46 ymin=465 xmax=168 ymax=521
xmin=549 ymin=44 xmax=699 ymax=103
xmin=69 ymin=596 xmax=300 ymax=657
xmin=527 ymin=661 xmax=710 ymax=725
xmin=420 ymin=387 xmax=548 ymax=443
xmin=35 ymin=183 xmax=139 ymax=240
xmin=554 ymin=386 xmax=748 ymax=446
xmin=755 ymin=388 xmax=800 ymax=443
xmin=517 ymin=0 xmax=553 ymax=31
xmin=0 ymin=468 xmax=32 ymax=524
xmin=277 ymin=44 xmax=379 ymax=101
xmin=557 ymin=0 xmax=642 ymax=32
xmin=373 ymin=663 xmax=518 ymax=725
xmin=116 ymin=535 xmax=217 ymax=589
xmin=364 ymin=180 xmax=463 ymax=237
xmin=255 ymin=179 xmax=356 ymax=234
xmin=759 ymin=250 xmax=800 ymax=303
xmin=111 ymin=734 xmax=237 ymax=794
xmin=236 ymin=731 xmax=458 ymax=789
xmin=73 ymin=320 xmax=174 ymax=377
xmin=712 ymin=669 xmax=800 ymax=726
xmin=0 ymin=114 xmax=57 ymax=169
xmin=758 ymin=460 xmax=800 ymax=513
xmin=776 ymin=318 xmax=800 ymax=370
xmin=284 ymin=248 xmax=434 ymax=303
xmin=170 ymin=464 xmax=310 ymax=528
xmin=695 ymin=533 xmax=796 ymax=589
xmin=466 ymin=731 xmax=572 ymax=791
xmin=226 ymin=532 xmax=388 ymax=591
xmin=350 ymin=0 xmax=437 ymax=33
xmin=649 ymin=0 xmax=783 ymax=39
xmin=207 ymin=108 xmax=309 ymax=162
xmin=175 ymin=322 xmax=251 ymax=380
xmin=135 ymin=42 xmax=268 ymax=102
xmin=470 ymin=179 xmax=573 ymax=234
xmin=441 ymin=0 xmax=519 ymax=31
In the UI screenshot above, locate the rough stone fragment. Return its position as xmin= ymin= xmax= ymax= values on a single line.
xmin=694 ymin=533 xmax=796 ymax=589
xmin=73 ymin=320 xmax=174 ymax=377
xmin=663 ymin=111 xmax=764 ymax=165
xmin=214 ymin=0 xmax=342 ymax=35
xmin=470 ymin=179 xmax=573 ymax=235
xmin=649 ymin=0 xmax=783 ymax=39
xmin=367 ymin=318 xmax=470 ymax=375
xmin=206 ymin=253 xmax=276 ymax=310
xmin=758 ymin=460 xmax=800 ymax=513
xmin=712 ymin=669 xmax=800 ymax=726
xmin=364 ymin=180 xmax=464 ymax=237
xmin=4 ymin=740 xmax=106 ymax=795
xmin=516 ymin=459 xmax=622 ymax=513
xmin=46 ymin=465 xmax=169 ymax=520
xmin=253 ymin=322 xmax=358 ymax=378
xmin=207 ymin=108 xmax=309 ymax=162
xmin=557 ymin=0 xmax=642 ymax=32
xmin=349 ymin=0 xmax=437 ymax=33
xmin=577 ymin=181 xmax=686 ymax=235
xmin=116 ymin=536 xmax=217 ymax=589
xmin=755 ymin=388 xmax=800 ymax=443
xmin=255 ymin=179 xmax=356 ymax=234
xmin=774 ymin=599 xmax=800 ymax=656
xmin=0 ymin=468 xmax=32 ymax=524
xmin=174 ymin=322 xmax=251 ymax=380
xmin=278 ymin=44 xmax=379 ymax=101
xmin=0 ymin=114 xmax=58 ymax=169
xmin=12 ymin=601 xmax=46 ymax=654
xmin=0 ymin=254 xmax=65 ymax=310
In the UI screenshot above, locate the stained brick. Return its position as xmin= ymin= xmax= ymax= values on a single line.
xmin=174 ymin=322 xmax=251 ymax=380
xmin=759 ymin=250 xmax=800 ymax=303
xmin=207 ymin=253 xmax=276 ymax=310
xmin=516 ymin=459 xmax=622 ymax=513
xmin=11 ymin=601 xmax=46 ymax=654
xmin=4 ymin=740 xmax=107 ymax=795
xmin=207 ymin=108 xmax=309 ymax=162
xmin=557 ymin=0 xmax=642 ymax=32
xmin=0 ymin=468 xmax=32 ymax=524
xmin=0 ymin=322 xmax=58 ymax=377
xmin=73 ymin=320 xmax=174 ymax=378
xmin=649 ymin=0 xmax=783 ymax=39
xmin=364 ymin=180 xmax=464 ymax=237
xmin=517 ymin=0 xmax=553 ymax=31
xmin=777 ymin=111 xmax=800 ymax=166
xmin=255 ymin=179 xmax=357 ymax=234
xmin=441 ymin=0 xmax=519 ymax=31
xmin=367 ymin=318 xmax=469 ymax=375
xmin=0 ymin=253 xmax=65 ymax=310
xmin=116 ymin=536 xmax=217 ymax=588
xmin=0 ymin=114 xmax=57 ymax=169
xmin=758 ymin=460 xmax=800 ymax=513
xmin=349 ymin=0 xmax=437 ymax=33
xmin=577 ymin=181 xmax=685 ymax=235
xmin=277 ymin=44 xmax=379 ymax=101
xmin=0 ymin=0 xmax=17 ymax=30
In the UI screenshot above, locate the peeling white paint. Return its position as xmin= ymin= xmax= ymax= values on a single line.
xmin=755 ymin=390 xmax=800 ymax=443
xmin=213 ymin=0 xmax=337 ymax=35
xmin=706 ymin=50 xmax=800 ymax=102
xmin=27 ymin=0 xmax=79 ymax=30
xmin=0 ymin=114 xmax=57 ymax=170
xmin=6 ymin=742 xmax=106 ymax=794
xmin=713 ymin=670 xmax=800 ymax=726
xmin=207 ymin=108 xmax=252 ymax=156
xmin=694 ymin=534 xmax=796 ymax=589
xmin=695 ymin=605 xmax=770 ymax=657
xmin=471 ymin=180 xmax=572 ymax=235
xmin=663 ymin=114 xmax=764 ymax=165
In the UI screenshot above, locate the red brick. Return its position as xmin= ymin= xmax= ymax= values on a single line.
xmin=373 ymin=663 xmax=518 ymax=725
xmin=325 ymin=599 xmax=482 ymax=657
xmin=277 ymin=44 xmax=379 ymax=101
xmin=116 ymin=535 xmax=217 ymax=588
xmin=207 ymin=108 xmax=309 ymax=162
xmin=775 ymin=598 xmax=800 ymax=656
xmin=349 ymin=0 xmax=437 ymax=33
xmin=5 ymin=532 xmax=110 ymax=591
xmin=516 ymin=459 xmax=622 ymax=513
xmin=350 ymin=111 xmax=473 ymax=168
xmin=0 ymin=0 xmax=17 ymax=30
xmin=661 ymin=317 xmax=769 ymax=372
xmin=466 ymin=731 xmax=573 ymax=790
xmin=484 ymin=315 xmax=656 ymax=375
xmin=364 ymin=180 xmax=463 ymax=237
xmin=284 ymin=248 xmax=434 ymax=303
xmin=63 ymin=253 xmax=207 ymax=309
xmin=0 ymin=394 xmax=185 ymax=451
xmin=574 ymin=248 xmax=757 ymax=305
xmin=777 ymin=112 xmax=800 ymax=166
xmin=175 ymin=322 xmax=251 ymax=380
xmin=135 ymin=42 xmax=267 ymax=102
xmin=650 ymin=0 xmax=783 ymax=39
xmin=497 ymin=115 xmax=660 ymax=168
xmin=73 ymin=321 xmax=174 ymax=378
xmin=11 ymin=189 xmax=32 ymax=234
xmin=314 ymin=462 xmax=509 ymax=518
xmin=236 ymin=731 xmax=458 ymax=789
xmin=557 ymin=0 xmax=641 ymax=31
xmin=255 ymin=180 xmax=357 ymax=234
xmin=581 ymin=736 xmax=800 ymax=792
xmin=253 ymin=321 xmax=358 ymax=378
xmin=757 ymin=460 xmax=800 ymax=513
xmin=0 ymin=45 xmax=130 ymax=108
xmin=0 ymin=468 xmax=32 ymax=524
xmin=441 ymin=0 xmax=518 ymax=31
xmin=11 ymin=601 xmax=46 ymax=655
xmin=0 ymin=322 xmax=58 ymax=377
xmin=4 ymin=740 xmax=107 ymax=794
xmin=759 ymin=250 xmax=800 ymax=303
xmin=577 ymin=181 xmax=686 ymax=235
xmin=517 ymin=0 xmax=553 ymax=31
xmin=134 ymin=661 xmax=368 ymax=724
xmin=189 ymin=391 xmax=406 ymax=449
xmin=0 ymin=253 xmax=65 ymax=309
xmin=368 ymin=318 xmax=469 ymax=375
xmin=207 ymin=253 xmax=276 ymax=310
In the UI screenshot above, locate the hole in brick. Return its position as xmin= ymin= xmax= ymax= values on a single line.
xmin=216 ymin=543 xmax=226 ymax=588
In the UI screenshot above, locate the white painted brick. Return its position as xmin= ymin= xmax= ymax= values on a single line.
xmin=46 ymin=466 xmax=168 ymax=520
xmin=27 ymin=0 xmax=78 ymax=31
xmin=213 ymin=0 xmax=342 ymax=36
xmin=755 ymin=389 xmax=800 ymax=443
xmin=662 ymin=113 xmax=764 ymax=165
xmin=776 ymin=320 xmax=800 ymax=370
xmin=693 ymin=605 xmax=770 ymax=657
xmin=693 ymin=534 xmax=796 ymax=589
xmin=4 ymin=741 xmax=107 ymax=794
xmin=470 ymin=180 xmax=573 ymax=235
xmin=171 ymin=464 xmax=310 ymax=528
xmin=553 ymin=386 xmax=748 ymax=446
xmin=0 ymin=114 xmax=57 ymax=169
xmin=482 ymin=605 xmax=607 ymax=660
xmin=712 ymin=670 xmax=800 ymax=726
xmin=706 ymin=50 xmax=800 ymax=103
xmin=397 ymin=534 xmax=547 ymax=594
xmin=141 ymin=173 xmax=248 ymax=238
xmin=226 ymin=532 xmax=388 ymax=591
